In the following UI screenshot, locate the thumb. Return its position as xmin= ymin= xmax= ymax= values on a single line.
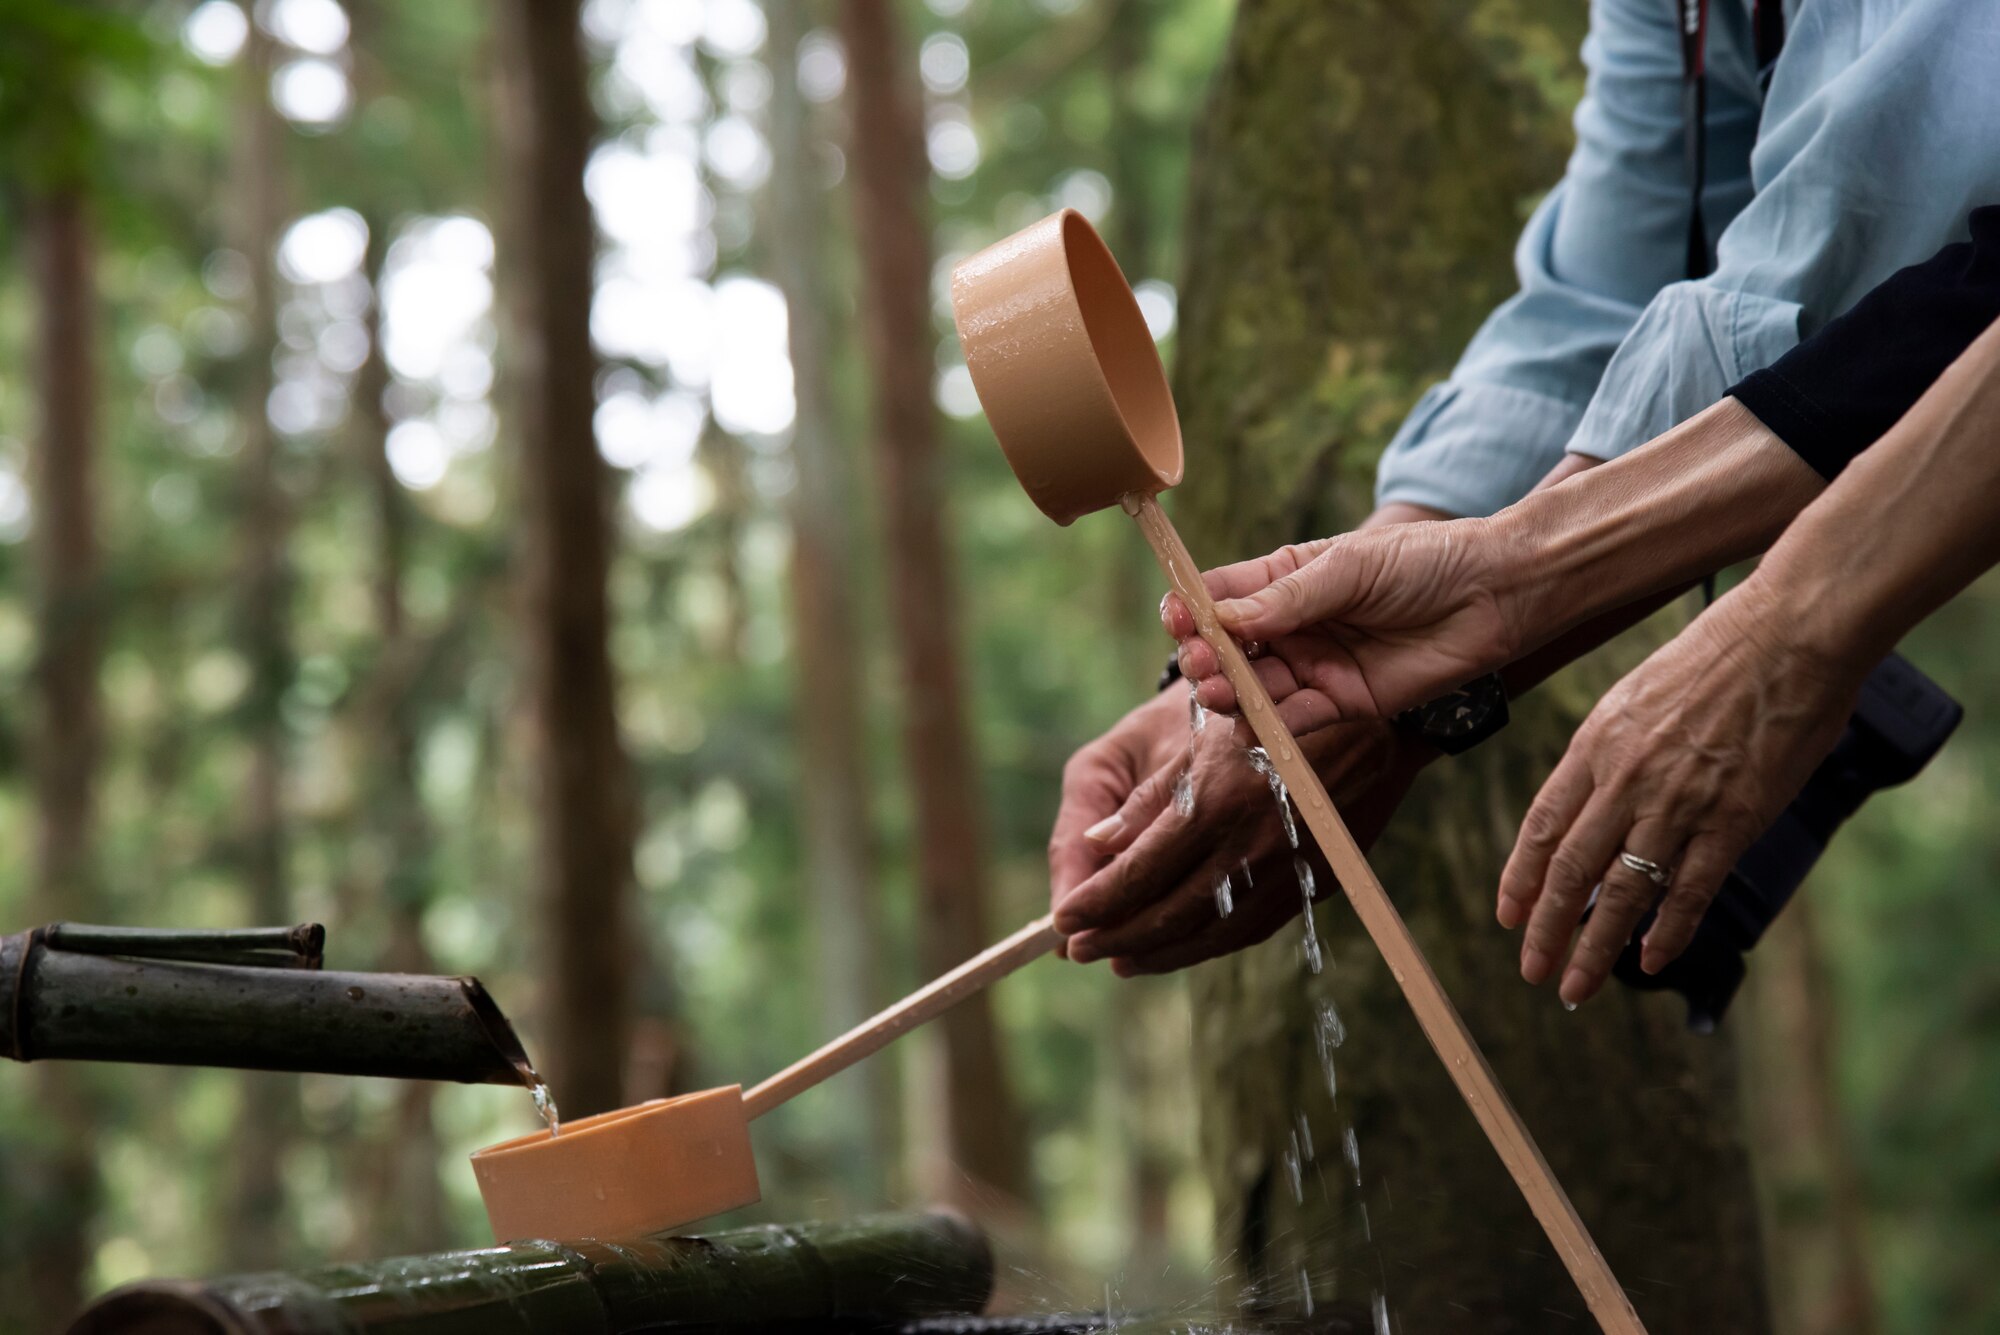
xmin=1213 ymin=547 xmax=1361 ymax=640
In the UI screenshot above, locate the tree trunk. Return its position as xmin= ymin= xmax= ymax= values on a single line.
xmin=497 ymin=0 xmax=639 ymax=1119
xmin=228 ymin=7 xmax=297 ymax=1270
xmin=839 ymin=0 xmax=1029 ymax=1208
xmin=21 ymin=182 xmax=104 ymax=1334
xmin=1172 ymin=3 xmax=1771 ymax=1329
xmin=767 ymin=0 xmax=894 ymax=1197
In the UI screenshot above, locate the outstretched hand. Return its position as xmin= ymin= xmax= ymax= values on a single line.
xmin=1500 ymin=579 xmax=1863 ymax=1007
xmin=1166 ymin=517 xmax=1525 ymax=733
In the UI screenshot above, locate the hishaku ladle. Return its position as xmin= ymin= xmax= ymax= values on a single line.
xmin=949 ymin=208 xmax=1647 ymax=1335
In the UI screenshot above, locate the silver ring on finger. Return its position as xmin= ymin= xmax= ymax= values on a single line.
xmin=1617 ymin=850 xmax=1674 ymax=890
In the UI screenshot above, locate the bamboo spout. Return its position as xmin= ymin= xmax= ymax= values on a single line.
xmin=1 ymin=924 xmax=534 ymax=1086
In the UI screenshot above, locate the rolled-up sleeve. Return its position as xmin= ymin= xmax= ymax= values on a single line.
xmin=1375 ymin=0 xmax=1760 ymax=516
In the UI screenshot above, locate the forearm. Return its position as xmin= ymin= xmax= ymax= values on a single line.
xmin=1493 ymin=397 xmax=1823 ymax=650
xmin=1753 ymin=316 xmax=2000 ymax=669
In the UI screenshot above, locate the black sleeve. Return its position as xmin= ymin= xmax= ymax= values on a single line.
xmin=1729 ymin=205 xmax=2000 ymax=481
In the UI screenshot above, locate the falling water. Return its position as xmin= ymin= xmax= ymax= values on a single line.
xmin=530 ymin=1077 xmax=562 ymax=1138
xmin=1245 ymin=747 xmax=1298 ymax=848
xmin=1342 ymin=1126 xmax=1362 ymax=1187
xmin=1281 ymin=1133 xmax=1305 ymax=1204
xmin=1174 ymin=685 xmax=1207 ymax=820
xmin=1294 ymin=856 xmax=1322 ymax=974
xmin=1213 ymin=870 xmax=1234 ymax=918
xmin=1372 ymin=1290 xmax=1391 ymax=1335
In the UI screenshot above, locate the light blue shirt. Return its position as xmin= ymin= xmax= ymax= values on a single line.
xmin=1374 ymin=0 xmax=2000 ymax=517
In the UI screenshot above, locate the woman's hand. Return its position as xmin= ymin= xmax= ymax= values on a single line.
xmin=1501 ymin=579 xmax=1866 ymax=1007
xmin=1166 ymin=517 xmax=1528 ymax=734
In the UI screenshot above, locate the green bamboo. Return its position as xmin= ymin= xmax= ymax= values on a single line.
xmin=1 ymin=927 xmax=532 ymax=1085
xmin=70 ymin=1212 xmax=993 ymax=1335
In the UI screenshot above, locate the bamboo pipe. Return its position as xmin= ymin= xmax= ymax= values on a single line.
xmin=70 ymin=1212 xmax=994 ymax=1335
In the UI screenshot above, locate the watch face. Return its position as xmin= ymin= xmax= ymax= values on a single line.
xmin=1431 ymin=683 xmax=1501 ymax=738
xmin=1411 ymin=673 xmax=1508 ymax=755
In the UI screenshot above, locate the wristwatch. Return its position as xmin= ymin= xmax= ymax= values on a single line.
xmin=1393 ymin=672 xmax=1509 ymax=755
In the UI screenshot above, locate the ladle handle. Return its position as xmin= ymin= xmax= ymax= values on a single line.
xmin=1125 ymin=493 xmax=1646 ymax=1335
xmin=742 ymin=914 xmax=1062 ymax=1121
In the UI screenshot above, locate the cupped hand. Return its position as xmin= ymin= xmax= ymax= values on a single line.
xmin=1166 ymin=518 xmax=1524 ymax=734
xmin=1499 ymin=580 xmax=1865 ymax=1008
xmin=1053 ymin=697 xmax=1420 ymax=975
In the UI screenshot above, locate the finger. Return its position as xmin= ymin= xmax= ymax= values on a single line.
xmin=1056 ymin=787 xmax=1214 ymax=940
xmin=1497 ymin=752 xmax=1594 ymax=930
xmin=1161 ymin=592 xmax=1195 ymax=639
xmin=1199 ymin=540 xmax=1333 ymax=605
xmin=1213 ymin=544 xmax=1367 ymax=642
xmin=1050 ymin=752 xmax=1132 ymax=960
xmin=1079 ymin=757 xmax=1181 ymax=858
xmin=1194 ymin=673 xmax=1239 ymax=714
xmin=1113 ymin=865 xmax=1299 ymax=974
xmin=1178 ymin=637 xmax=1219 ymax=683
xmin=1558 ymin=817 xmax=1681 ymax=1007
xmin=1518 ymin=788 xmax=1628 ymax=986
xmin=1638 ymin=832 xmax=1743 ymax=974
xmin=1066 ymin=846 xmax=1245 ymax=963
xmin=1270 ymin=687 xmax=1346 ymax=737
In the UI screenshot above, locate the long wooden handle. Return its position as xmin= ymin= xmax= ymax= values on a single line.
xmin=1126 ymin=493 xmax=1645 ymax=1335
xmin=742 ymin=914 xmax=1063 ymax=1121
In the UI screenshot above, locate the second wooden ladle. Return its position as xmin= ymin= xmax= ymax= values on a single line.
xmin=948 ymin=209 xmax=1649 ymax=1335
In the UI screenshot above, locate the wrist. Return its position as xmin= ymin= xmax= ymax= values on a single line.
xmin=1715 ymin=569 xmax=1878 ymax=696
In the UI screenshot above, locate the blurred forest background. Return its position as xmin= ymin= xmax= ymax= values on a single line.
xmin=0 ymin=1 xmax=1993 ymax=1332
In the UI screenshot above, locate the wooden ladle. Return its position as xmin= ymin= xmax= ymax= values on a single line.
xmin=949 ymin=208 xmax=1647 ymax=1335
xmin=471 ymin=915 xmax=1060 ymax=1242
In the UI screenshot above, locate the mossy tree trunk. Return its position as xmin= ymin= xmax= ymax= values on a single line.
xmin=1170 ymin=3 xmax=1771 ymax=1329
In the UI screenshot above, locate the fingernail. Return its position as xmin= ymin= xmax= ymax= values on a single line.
xmin=1084 ymin=815 xmax=1123 ymax=845
xmin=1068 ymin=941 xmax=1098 ymax=964
xmin=1639 ymin=946 xmax=1663 ymax=975
xmin=1521 ymin=947 xmax=1552 ymax=984
xmin=1496 ymin=895 xmax=1521 ymax=929
xmin=1559 ymin=969 xmax=1588 ymax=1006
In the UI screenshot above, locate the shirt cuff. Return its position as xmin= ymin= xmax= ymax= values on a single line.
xmin=1565 ymin=282 xmax=1804 ymax=463
xmin=1373 ymin=381 xmax=1580 ymax=517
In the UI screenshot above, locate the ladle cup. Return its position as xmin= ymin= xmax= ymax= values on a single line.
xmin=949 ymin=209 xmax=1648 ymax=1335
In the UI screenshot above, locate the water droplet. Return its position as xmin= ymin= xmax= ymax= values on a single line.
xmin=1343 ymin=1125 xmax=1361 ymax=1186
xmin=1295 ymin=1110 xmax=1315 ymax=1161
xmin=1172 ymin=769 xmax=1194 ymax=818
xmin=1372 ymin=1290 xmax=1391 ymax=1335
xmin=1282 ymin=1134 xmax=1304 ymax=1203
xmin=1562 ymin=999 xmax=1579 ymax=1012
xmin=1213 ymin=870 xmax=1234 ymax=918
xmin=1237 ymin=857 xmax=1254 ymax=889
xmin=1301 ymin=1266 xmax=1316 ymax=1317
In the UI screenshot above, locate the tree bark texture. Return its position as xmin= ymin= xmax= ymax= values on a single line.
xmin=767 ymin=0 xmax=894 ymax=1196
xmin=228 ymin=7 xmax=298 ymax=1270
xmin=1171 ymin=3 xmax=1772 ymax=1329
xmin=839 ymin=0 xmax=1029 ymax=1206
xmin=498 ymin=0 xmax=640 ymax=1119
xmin=20 ymin=181 xmax=104 ymax=1335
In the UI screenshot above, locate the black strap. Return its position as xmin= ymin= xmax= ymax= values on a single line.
xmin=1677 ymin=0 xmax=1786 ymax=283
xmin=1679 ymin=0 xmax=1783 ymax=605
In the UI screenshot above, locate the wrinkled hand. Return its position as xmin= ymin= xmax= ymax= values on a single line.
xmin=1168 ymin=518 xmax=1523 ymax=733
xmin=1502 ymin=581 xmax=1864 ymax=1007
xmin=1049 ymin=686 xmax=1422 ymax=975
